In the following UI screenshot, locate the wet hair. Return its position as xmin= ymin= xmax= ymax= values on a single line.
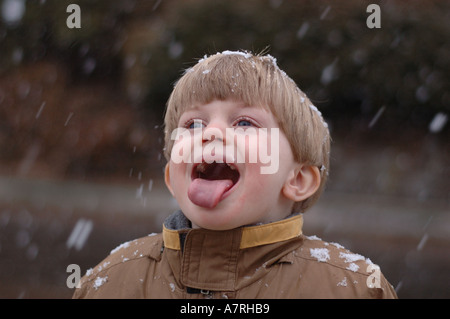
xmin=163 ymin=50 xmax=330 ymax=213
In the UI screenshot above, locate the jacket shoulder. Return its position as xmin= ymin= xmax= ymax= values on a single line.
xmin=298 ymin=235 xmax=374 ymax=274
xmin=73 ymin=233 xmax=163 ymax=298
xmin=290 ymin=234 xmax=397 ymax=298
xmin=106 ymin=233 xmax=163 ymax=265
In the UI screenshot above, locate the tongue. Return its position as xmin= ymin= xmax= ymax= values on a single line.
xmin=188 ymin=178 xmax=233 ymax=209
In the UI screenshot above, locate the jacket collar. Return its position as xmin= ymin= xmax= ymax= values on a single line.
xmin=161 ymin=211 xmax=303 ymax=292
xmin=162 ymin=211 xmax=303 ymax=250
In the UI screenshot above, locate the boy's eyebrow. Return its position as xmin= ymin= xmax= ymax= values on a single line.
xmin=181 ymin=104 xmax=201 ymax=114
xmin=184 ymin=101 xmax=248 ymax=111
xmin=186 ymin=104 xmax=199 ymax=110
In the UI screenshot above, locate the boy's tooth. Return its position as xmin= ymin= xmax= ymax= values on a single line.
xmin=197 ymin=163 xmax=207 ymax=173
xmin=225 ymin=162 xmax=234 ymax=169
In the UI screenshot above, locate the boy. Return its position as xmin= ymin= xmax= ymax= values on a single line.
xmin=73 ymin=51 xmax=397 ymax=298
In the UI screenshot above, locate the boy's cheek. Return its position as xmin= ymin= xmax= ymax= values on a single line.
xmin=167 ymin=161 xmax=189 ymax=190
xmin=237 ymin=134 xmax=280 ymax=174
xmin=234 ymin=135 xmax=261 ymax=164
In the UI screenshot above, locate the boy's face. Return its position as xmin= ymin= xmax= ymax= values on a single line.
xmin=164 ymin=99 xmax=306 ymax=230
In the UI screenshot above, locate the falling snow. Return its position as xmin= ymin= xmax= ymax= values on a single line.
xmin=320 ymin=58 xmax=338 ymax=85
xmin=66 ymin=219 xmax=93 ymax=251
xmin=1 ymin=0 xmax=25 ymax=25
xmin=429 ymin=112 xmax=448 ymax=133
xmin=296 ymin=22 xmax=310 ymax=39
xmin=35 ymin=102 xmax=46 ymax=119
xmin=417 ymin=233 xmax=429 ymax=251
xmin=368 ymin=106 xmax=386 ymax=128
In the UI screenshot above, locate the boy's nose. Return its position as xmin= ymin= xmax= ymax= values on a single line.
xmin=202 ymin=125 xmax=225 ymax=143
xmin=202 ymin=118 xmax=229 ymax=143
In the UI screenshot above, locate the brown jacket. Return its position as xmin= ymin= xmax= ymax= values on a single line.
xmin=73 ymin=211 xmax=397 ymax=299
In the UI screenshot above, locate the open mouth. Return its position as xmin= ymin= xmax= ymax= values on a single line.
xmin=188 ymin=162 xmax=240 ymax=209
xmin=192 ymin=162 xmax=240 ymax=184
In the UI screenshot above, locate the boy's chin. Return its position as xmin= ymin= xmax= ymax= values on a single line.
xmin=186 ymin=208 xmax=246 ymax=231
xmin=191 ymin=217 xmax=239 ymax=231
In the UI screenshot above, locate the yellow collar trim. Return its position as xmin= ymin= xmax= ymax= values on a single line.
xmin=163 ymin=214 xmax=303 ymax=250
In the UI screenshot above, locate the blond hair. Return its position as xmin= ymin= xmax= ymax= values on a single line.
xmin=163 ymin=50 xmax=330 ymax=213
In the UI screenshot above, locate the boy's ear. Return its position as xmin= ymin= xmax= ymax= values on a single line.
xmin=282 ymin=164 xmax=321 ymax=202
xmin=164 ymin=164 xmax=174 ymax=196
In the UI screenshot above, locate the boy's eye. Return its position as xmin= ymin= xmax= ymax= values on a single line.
xmin=186 ymin=120 xmax=205 ymax=129
xmin=236 ymin=120 xmax=252 ymax=127
xmin=235 ymin=118 xmax=255 ymax=127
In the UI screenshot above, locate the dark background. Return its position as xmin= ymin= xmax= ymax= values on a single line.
xmin=0 ymin=0 xmax=449 ymax=298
